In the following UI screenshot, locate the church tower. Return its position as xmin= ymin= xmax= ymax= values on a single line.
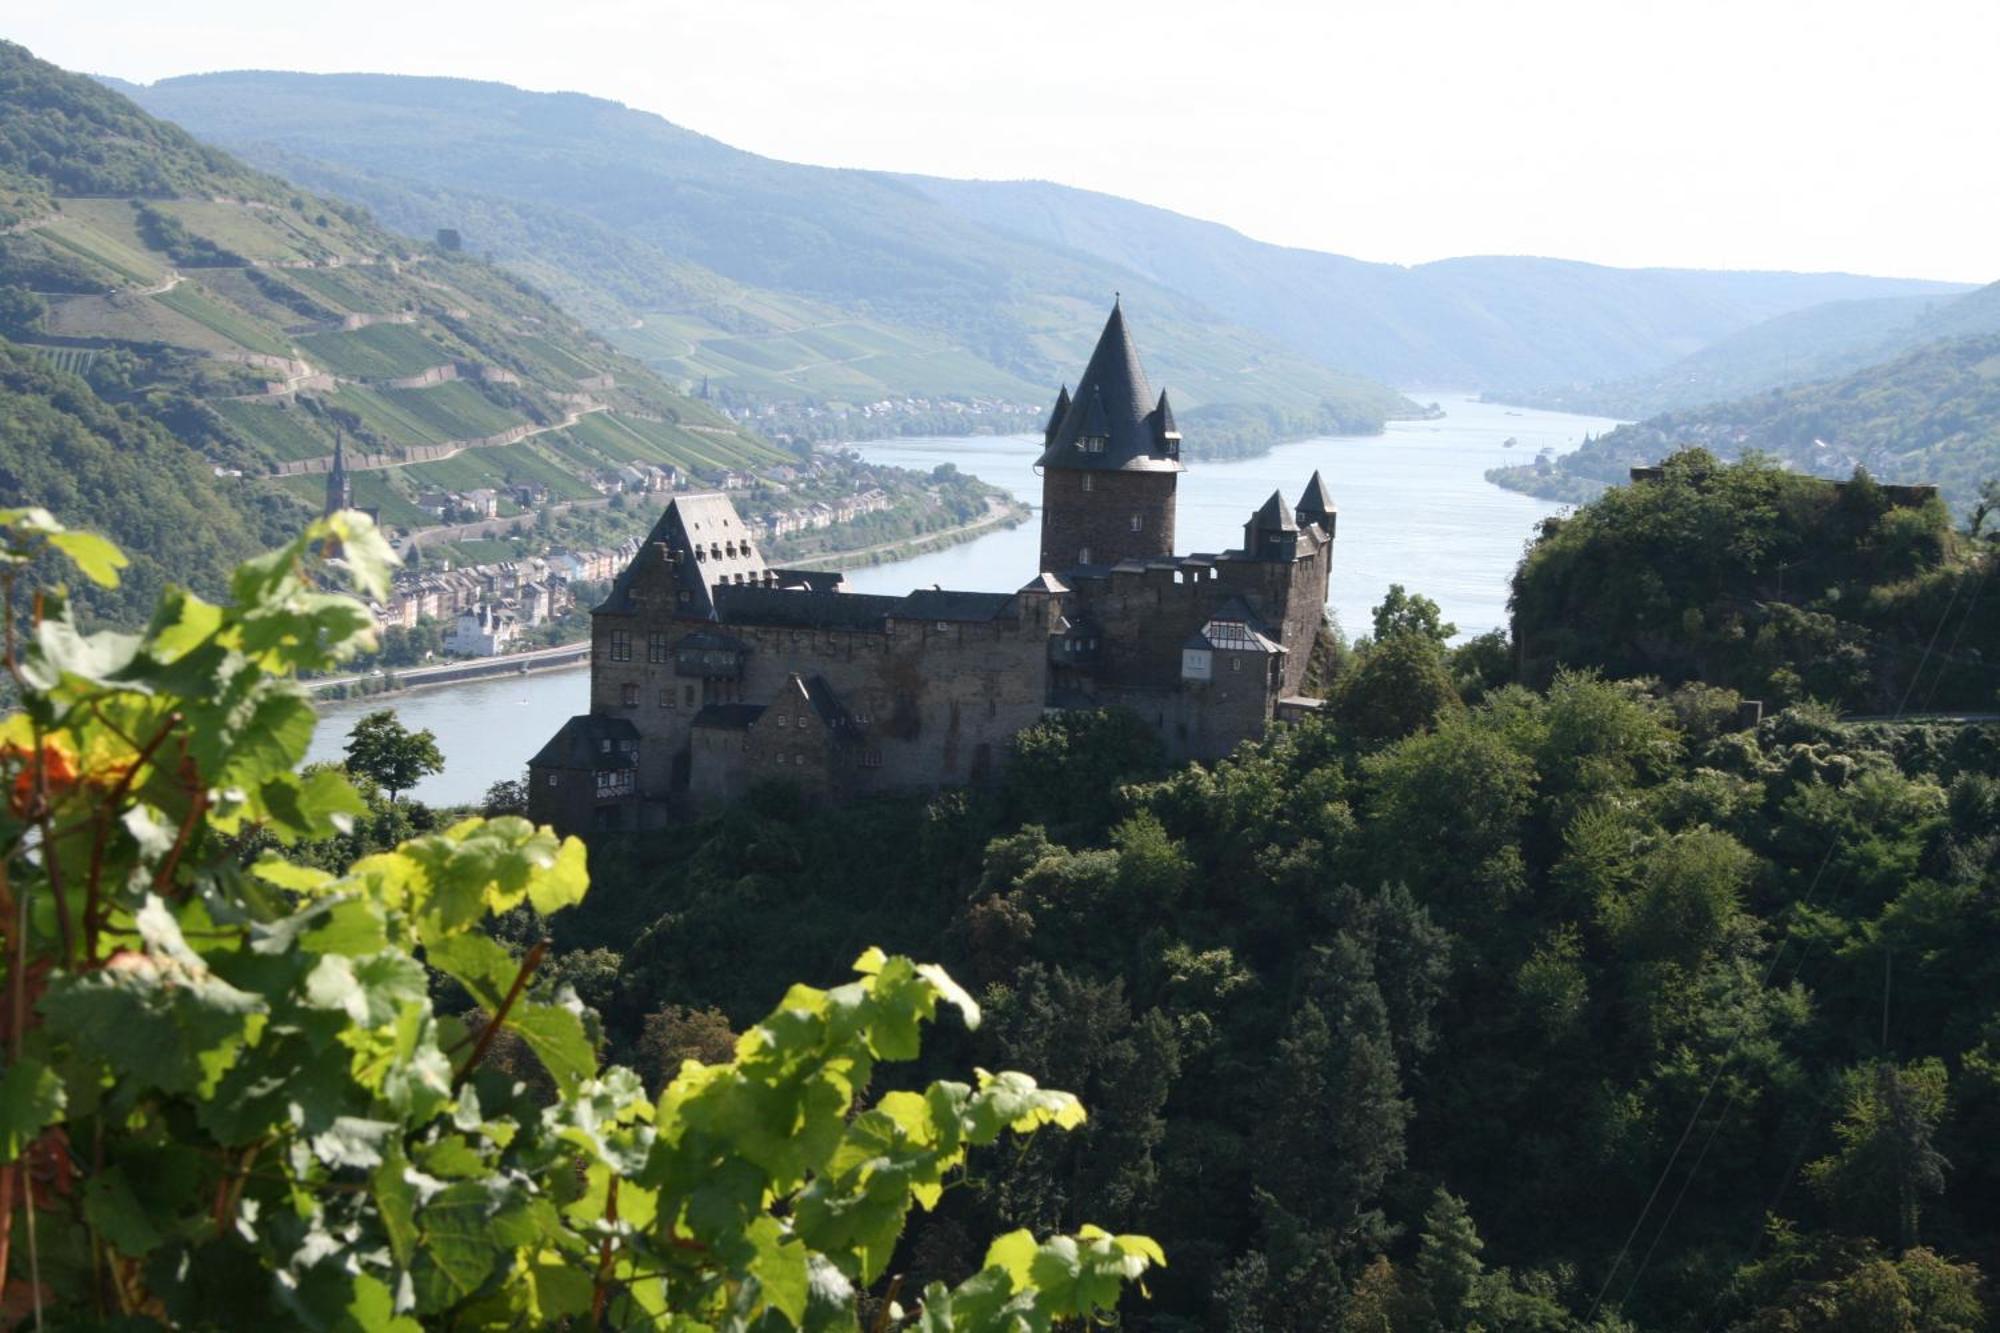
xmin=1036 ymin=300 xmax=1183 ymax=571
xmin=325 ymin=431 xmax=352 ymax=516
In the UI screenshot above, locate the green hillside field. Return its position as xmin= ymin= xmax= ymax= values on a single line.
xmin=0 ymin=39 xmax=781 ymax=563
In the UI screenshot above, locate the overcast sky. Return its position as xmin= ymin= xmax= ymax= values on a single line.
xmin=12 ymin=0 xmax=1997 ymax=282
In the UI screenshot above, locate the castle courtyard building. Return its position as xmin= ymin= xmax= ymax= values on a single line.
xmin=529 ymin=304 xmax=1336 ymax=832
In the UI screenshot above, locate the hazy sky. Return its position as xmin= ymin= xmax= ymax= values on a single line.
xmin=13 ymin=0 xmax=1998 ymax=282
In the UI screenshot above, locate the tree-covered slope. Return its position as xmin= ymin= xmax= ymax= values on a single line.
xmin=1490 ymin=335 xmax=2000 ymax=514
xmin=0 ymin=41 xmax=780 ymax=547
xmin=122 ymin=70 xmax=1419 ymax=450
xmin=1510 ymin=449 xmax=1994 ymax=712
xmin=0 ymin=338 xmax=308 ymax=623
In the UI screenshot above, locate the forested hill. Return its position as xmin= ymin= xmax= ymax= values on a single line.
xmin=119 ymin=71 xmax=1418 ymax=452
xmin=530 ymin=453 xmax=1999 ymax=1329
xmin=0 ymin=40 xmax=781 ymax=579
xmin=1500 ymin=279 xmax=2000 ymax=419
xmin=1489 ymin=334 xmax=2000 ymax=513
xmin=126 ymin=71 xmax=1960 ymax=409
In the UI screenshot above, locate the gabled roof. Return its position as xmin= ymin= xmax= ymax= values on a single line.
xmin=1155 ymin=389 xmax=1179 ymax=440
xmin=716 ymin=585 xmax=901 ymax=630
xmin=691 ymin=704 xmax=764 ymax=731
xmin=892 ymin=589 xmax=1016 ymax=623
xmin=528 ymin=714 xmax=641 ymax=770
xmin=1019 ymin=572 xmax=1070 ymax=595
xmin=1296 ymin=471 xmax=1337 ymax=522
xmin=595 ymin=492 xmax=766 ymax=620
xmin=762 ymin=673 xmax=853 ymax=732
xmin=1183 ymin=596 xmax=1286 ymax=655
xmin=1249 ymin=490 xmax=1298 ymax=533
xmin=1036 ymin=301 xmax=1184 ymax=474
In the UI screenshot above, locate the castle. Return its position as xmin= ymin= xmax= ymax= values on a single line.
xmin=528 ymin=303 xmax=1336 ymax=832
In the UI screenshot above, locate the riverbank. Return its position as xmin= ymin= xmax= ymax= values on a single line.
xmin=310 ymin=640 xmax=589 ymax=699
xmin=781 ymin=497 xmax=1030 ymax=571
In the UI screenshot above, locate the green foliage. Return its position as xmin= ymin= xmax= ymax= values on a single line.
xmin=1334 ymin=631 xmax=1464 ymax=745
xmin=1371 ymin=584 xmax=1456 ymax=645
xmin=558 ymin=644 xmax=2000 ymax=1328
xmin=1511 ymin=450 xmax=1995 ymax=711
xmin=1805 ymin=1061 xmax=1952 ymax=1249
xmin=343 ymin=708 xmax=446 ymax=803
xmin=0 ymin=512 xmax=1156 ymax=1328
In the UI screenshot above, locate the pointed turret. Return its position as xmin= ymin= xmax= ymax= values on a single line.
xmin=1296 ymin=471 xmax=1336 ymax=537
xmin=1152 ymin=389 xmax=1180 ymax=457
xmin=1250 ymin=490 xmax=1298 ymax=533
xmin=1043 ymin=384 xmax=1071 ymax=444
xmin=1244 ymin=490 xmax=1299 ymax=561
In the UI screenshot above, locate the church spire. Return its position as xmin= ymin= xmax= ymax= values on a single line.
xmin=325 ymin=430 xmax=352 ymax=516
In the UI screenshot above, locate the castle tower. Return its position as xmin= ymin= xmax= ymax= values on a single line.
xmin=1296 ymin=471 xmax=1337 ymax=539
xmin=1036 ymin=301 xmax=1183 ymax=571
xmin=325 ymin=431 xmax=352 ymax=516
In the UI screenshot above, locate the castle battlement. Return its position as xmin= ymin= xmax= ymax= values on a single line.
xmin=528 ymin=304 xmax=1338 ymax=833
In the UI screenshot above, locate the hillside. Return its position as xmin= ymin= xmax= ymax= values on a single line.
xmin=1500 ymin=279 xmax=2000 ymax=418
xmin=0 ymin=41 xmax=784 ymax=560
xmin=121 ymin=72 xmax=1419 ymax=454
xmin=1488 ymin=334 xmax=2000 ymax=513
xmin=907 ymin=176 xmax=1968 ymax=388
xmin=122 ymin=74 xmax=1965 ymax=419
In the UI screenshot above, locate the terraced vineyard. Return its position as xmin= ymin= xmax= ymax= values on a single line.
xmin=0 ymin=39 xmax=782 ymax=550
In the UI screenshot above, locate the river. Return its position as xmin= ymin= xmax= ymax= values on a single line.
xmin=308 ymin=394 xmax=1623 ymax=803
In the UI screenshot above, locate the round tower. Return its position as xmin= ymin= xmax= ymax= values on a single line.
xmin=1036 ymin=301 xmax=1183 ymax=571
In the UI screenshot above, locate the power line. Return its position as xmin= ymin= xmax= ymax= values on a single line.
xmin=1585 ymin=551 xmax=1974 ymax=1322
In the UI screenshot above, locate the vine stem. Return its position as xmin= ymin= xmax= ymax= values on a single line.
xmin=591 ymin=1174 xmax=620 ymax=1327
xmin=0 ymin=860 xmax=24 ymax=1294
xmin=451 ymin=938 xmax=549 ymax=1090
xmin=84 ymin=711 xmax=180 ymax=962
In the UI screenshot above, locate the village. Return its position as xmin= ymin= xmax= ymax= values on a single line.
xmin=362 ymin=448 xmax=923 ymax=661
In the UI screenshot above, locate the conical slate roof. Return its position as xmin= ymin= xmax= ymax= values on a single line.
xmin=1296 ymin=471 xmax=1336 ymax=522
xmin=1038 ymin=301 xmax=1183 ymax=474
xmin=1043 ymin=384 xmax=1071 ymax=440
xmin=1249 ymin=490 xmax=1298 ymax=533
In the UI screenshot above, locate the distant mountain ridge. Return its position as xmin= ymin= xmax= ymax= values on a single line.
xmin=1498 ymin=279 xmax=2000 ymax=418
xmin=119 ymin=71 xmax=1419 ymax=452
xmin=1488 ymin=332 xmax=2000 ymax=512
xmin=121 ymin=71 xmax=1964 ymax=420
xmin=904 ymin=176 xmax=1969 ymax=388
